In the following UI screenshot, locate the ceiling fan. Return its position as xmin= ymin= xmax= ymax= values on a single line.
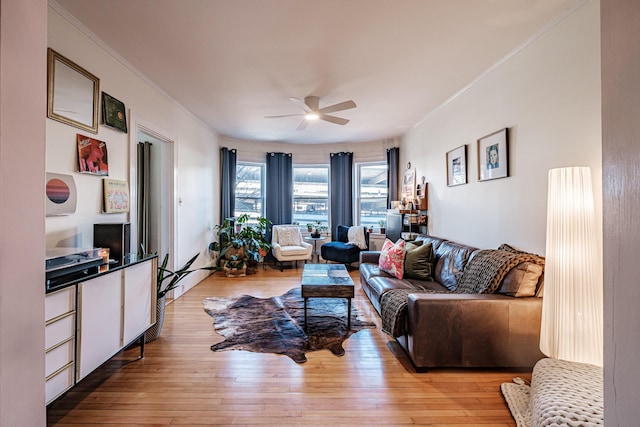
xmin=265 ymin=96 xmax=357 ymax=130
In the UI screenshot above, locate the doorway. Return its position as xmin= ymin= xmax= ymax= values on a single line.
xmin=129 ymin=116 xmax=176 ymax=283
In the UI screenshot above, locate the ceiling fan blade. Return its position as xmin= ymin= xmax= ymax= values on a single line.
xmin=264 ymin=113 xmax=304 ymax=119
xmin=320 ymin=114 xmax=349 ymax=125
xmin=296 ymin=119 xmax=309 ymax=131
xmin=317 ymin=100 xmax=356 ymax=114
xmin=289 ymin=97 xmax=312 ymax=113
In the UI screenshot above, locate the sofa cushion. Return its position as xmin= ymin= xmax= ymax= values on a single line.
xmin=497 ymin=261 xmax=544 ymax=297
xmin=404 ymin=241 xmax=435 ymax=281
xmin=434 ymin=241 xmax=478 ymax=291
xmin=360 ymin=262 xmax=392 ymax=283
xmin=498 ymin=243 xmax=546 ymax=296
xmin=379 ymin=238 xmax=405 ymax=279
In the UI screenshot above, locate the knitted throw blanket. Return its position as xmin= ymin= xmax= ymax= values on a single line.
xmin=455 ymin=249 xmax=544 ymax=294
xmin=380 ymin=249 xmax=545 ymax=337
xmin=381 ymin=288 xmax=439 ymax=337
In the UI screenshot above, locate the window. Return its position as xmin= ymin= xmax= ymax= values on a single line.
xmin=357 ymin=162 xmax=388 ymax=228
xmin=234 ymin=162 xmax=264 ymax=219
xmin=293 ymin=165 xmax=329 ymax=229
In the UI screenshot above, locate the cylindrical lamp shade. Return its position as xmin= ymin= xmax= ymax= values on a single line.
xmin=540 ymin=167 xmax=603 ymax=366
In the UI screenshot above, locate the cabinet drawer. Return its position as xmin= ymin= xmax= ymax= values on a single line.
xmin=46 ymin=338 xmax=74 ymax=377
xmin=46 ymin=286 xmax=75 ymax=322
xmin=45 ymin=363 xmax=74 ymax=405
xmin=45 ymin=313 xmax=75 ymax=350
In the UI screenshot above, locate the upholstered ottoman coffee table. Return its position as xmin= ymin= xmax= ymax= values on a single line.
xmin=301 ymin=264 xmax=354 ymax=331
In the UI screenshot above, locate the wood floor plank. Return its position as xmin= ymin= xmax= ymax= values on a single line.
xmin=47 ymin=266 xmax=528 ymax=426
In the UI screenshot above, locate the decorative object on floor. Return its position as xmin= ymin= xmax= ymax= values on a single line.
xmin=446 ymin=145 xmax=467 ymax=186
xmin=203 ymin=287 xmax=376 ymax=363
xmin=540 ymin=167 xmax=603 ymax=366
xmin=146 ymin=253 xmax=218 ymax=342
xmin=45 ymin=172 xmax=77 ymax=216
xmin=477 ymin=128 xmax=509 ymax=181
xmin=501 ymin=357 xmax=603 ymax=427
xmin=210 ymin=214 xmax=272 ymax=274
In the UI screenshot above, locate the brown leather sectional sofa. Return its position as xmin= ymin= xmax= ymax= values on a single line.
xmin=359 ymin=234 xmax=545 ymax=369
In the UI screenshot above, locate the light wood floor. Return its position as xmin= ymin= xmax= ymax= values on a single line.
xmin=47 ymin=265 xmax=529 ymax=426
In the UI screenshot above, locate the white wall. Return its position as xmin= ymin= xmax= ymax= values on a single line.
xmin=46 ymin=6 xmax=219 ymax=279
xmin=0 ymin=0 xmax=47 ymax=425
xmin=401 ymin=0 xmax=601 ymax=255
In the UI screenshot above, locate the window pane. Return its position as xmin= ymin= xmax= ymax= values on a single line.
xmin=235 ymin=163 xmax=264 ymax=219
xmin=359 ymin=163 xmax=388 ymax=228
xmin=293 ymin=166 xmax=329 ymax=227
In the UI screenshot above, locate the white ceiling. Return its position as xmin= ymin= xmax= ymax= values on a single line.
xmin=54 ymin=0 xmax=583 ymax=145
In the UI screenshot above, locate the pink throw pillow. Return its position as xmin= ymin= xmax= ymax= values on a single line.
xmin=378 ymin=238 xmax=406 ymax=279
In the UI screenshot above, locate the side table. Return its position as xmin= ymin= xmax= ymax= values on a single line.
xmin=304 ymin=236 xmax=327 ymax=263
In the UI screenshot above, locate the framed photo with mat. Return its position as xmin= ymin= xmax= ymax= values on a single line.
xmin=446 ymin=145 xmax=467 ymax=186
xmin=478 ymin=128 xmax=508 ymax=182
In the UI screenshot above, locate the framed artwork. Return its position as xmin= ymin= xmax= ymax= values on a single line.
xmin=478 ymin=128 xmax=509 ymax=181
xmin=101 ymin=92 xmax=128 ymax=133
xmin=77 ymin=134 xmax=109 ymax=175
xmin=446 ymin=145 xmax=467 ymax=186
xmin=402 ymin=168 xmax=416 ymax=201
xmin=103 ymin=179 xmax=130 ymax=213
xmin=45 ymin=173 xmax=77 ymax=216
xmin=47 ymin=48 xmax=100 ymax=134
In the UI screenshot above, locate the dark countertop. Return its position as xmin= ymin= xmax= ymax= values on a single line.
xmin=46 ymin=253 xmax=157 ymax=294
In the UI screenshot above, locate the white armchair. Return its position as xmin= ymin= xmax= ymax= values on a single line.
xmin=271 ymin=225 xmax=313 ymax=271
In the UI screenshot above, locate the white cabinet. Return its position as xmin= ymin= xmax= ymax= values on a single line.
xmin=45 ymin=286 xmax=76 ymax=405
xmin=76 ymin=272 xmax=122 ymax=381
xmin=76 ymin=257 xmax=156 ymax=382
xmin=123 ymin=260 xmax=155 ymax=345
xmin=45 ymin=256 xmax=156 ymax=402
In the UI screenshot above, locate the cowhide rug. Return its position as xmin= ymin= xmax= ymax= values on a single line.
xmin=202 ymin=287 xmax=376 ymax=363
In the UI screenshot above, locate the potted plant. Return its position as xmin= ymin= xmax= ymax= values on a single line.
xmin=146 ymin=252 xmax=218 ymax=342
xmin=209 ymin=214 xmax=272 ymax=276
xmin=378 ymin=219 xmax=386 ymax=234
xmin=306 ymin=223 xmax=314 ymax=233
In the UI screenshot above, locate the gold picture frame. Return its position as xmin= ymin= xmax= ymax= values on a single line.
xmin=47 ymin=48 xmax=100 ymax=133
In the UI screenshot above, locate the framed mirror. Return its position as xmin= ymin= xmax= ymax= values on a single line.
xmin=47 ymin=48 xmax=100 ymax=133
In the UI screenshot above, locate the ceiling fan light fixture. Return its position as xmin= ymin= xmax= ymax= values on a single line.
xmin=305 ymin=112 xmax=319 ymax=121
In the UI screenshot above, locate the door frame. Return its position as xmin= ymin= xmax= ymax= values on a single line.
xmin=129 ymin=112 xmax=178 ymax=273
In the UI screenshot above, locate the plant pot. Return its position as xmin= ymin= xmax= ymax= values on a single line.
xmin=380 ymin=227 xmax=386 ymax=234
xmin=145 ymin=296 xmax=165 ymax=343
xmin=224 ymin=264 xmax=247 ymax=277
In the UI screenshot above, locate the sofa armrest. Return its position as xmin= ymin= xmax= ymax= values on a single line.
xmin=359 ymin=251 xmax=381 ymax=264
xmin=401 ymin=293 xmax=544 ymax=368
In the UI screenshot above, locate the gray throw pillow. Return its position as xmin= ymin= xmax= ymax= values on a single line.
xmin=404 ymin=241 xmax=434 ymax=280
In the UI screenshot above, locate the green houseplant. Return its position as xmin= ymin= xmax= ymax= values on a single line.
xmin=209 ymin=214 xmax=272 ymax=275
xmin=146 ymin=252 xmax=218 ymax=342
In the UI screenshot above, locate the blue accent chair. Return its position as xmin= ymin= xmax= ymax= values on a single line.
xmin=320 ymin=225 xmax=369 ymax=268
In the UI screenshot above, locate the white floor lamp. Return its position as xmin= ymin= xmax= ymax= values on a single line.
xmin=539 ymin=166 xmax=603 ymax=366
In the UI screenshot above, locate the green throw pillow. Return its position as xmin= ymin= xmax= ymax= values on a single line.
xmin=404 ymin=241 xmax=434 ymax=280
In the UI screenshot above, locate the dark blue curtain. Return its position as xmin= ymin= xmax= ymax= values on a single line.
xmin=387 ymin=147 xmax=399 ymax=208
xmin=329 ymin=152 xmax=353 ymax=238
xmin=220 ymin=147 xmax=236 ymax=221
xmin=265 ymin=152 xmax=293 ymax=226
